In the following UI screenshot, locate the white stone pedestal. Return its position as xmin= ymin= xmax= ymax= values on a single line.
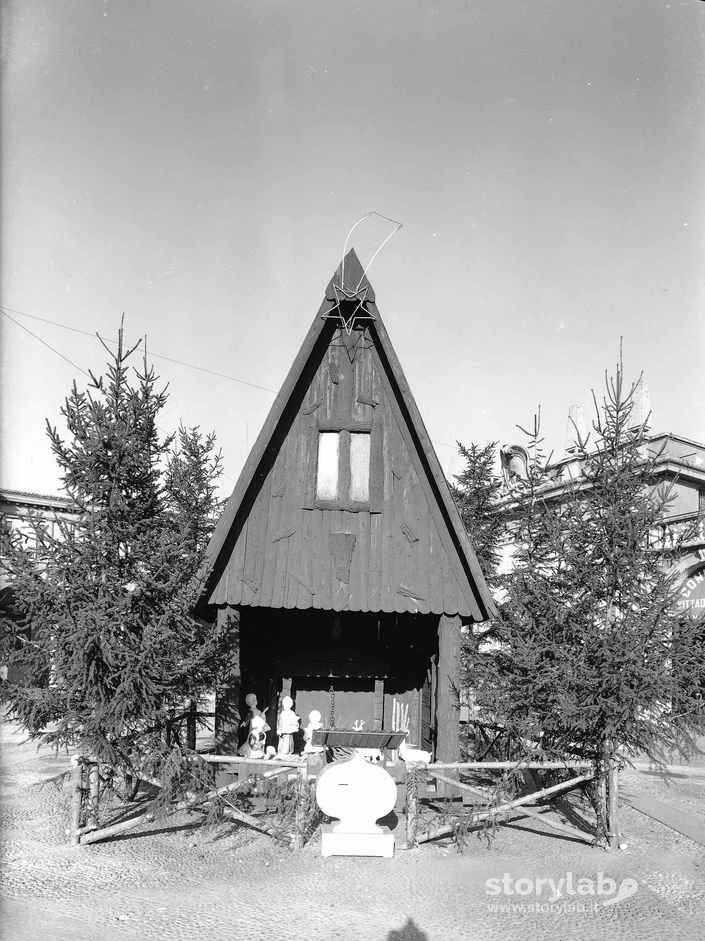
xmin=320 ymin=824 xmax=394 ymax=858
xmin=315 ymin=752 xmax=398 ymax=858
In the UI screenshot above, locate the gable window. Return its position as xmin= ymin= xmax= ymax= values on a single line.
xmin=307 ymin=417 xmax=382 ymax=513
xmin=349 ymin=433 xmax=371 ymax=501
xmin=316 ymin=432 xmax=340 ymax=500
xmin=316 ymin=430 xmax=371 ymax=504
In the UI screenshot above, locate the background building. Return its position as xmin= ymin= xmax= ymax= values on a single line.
xmin=0 ymin=489 xmax=78 ymax=682
xmin=498 ymin=424 xmax=705 ymax=618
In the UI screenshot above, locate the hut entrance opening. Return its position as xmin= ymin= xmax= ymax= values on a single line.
xmin=236 ymin=608 xmax=437 ymax=753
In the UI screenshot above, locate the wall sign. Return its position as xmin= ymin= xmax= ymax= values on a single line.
xmin=677 ymin=564 xmax=705 ymax=618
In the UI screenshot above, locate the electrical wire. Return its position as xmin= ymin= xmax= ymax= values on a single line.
xmin=0 ymin=309 xmax=90 ymax=378
xmin=1 ymin=302 xmax=456 ymax=452
xmin=1 ymin=307 xmax=239 ymax=485
xmin=0 ymin=304 xmax=278 ymax=394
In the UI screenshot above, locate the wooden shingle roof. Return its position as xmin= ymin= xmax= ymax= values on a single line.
xmin=197 ymin=250 xmax=496 ymax=621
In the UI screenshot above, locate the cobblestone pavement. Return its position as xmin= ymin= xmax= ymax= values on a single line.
xmin=2 ymin=722 xmax=704 ymax=941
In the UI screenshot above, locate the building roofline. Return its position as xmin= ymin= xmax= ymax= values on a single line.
xmin=549 ymin=431 xmax=705 ymax=470
xmin=0 ymin=489 xmax=76 ymax=511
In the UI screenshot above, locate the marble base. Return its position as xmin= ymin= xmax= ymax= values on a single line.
xmin=320 ymin=824 xmax=394 ymax=858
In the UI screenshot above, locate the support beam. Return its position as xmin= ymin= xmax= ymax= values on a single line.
xmin=435 ymin=614 xmax=461 ymax=763
xmin=373 ymin=678 xmax=384 ymax=731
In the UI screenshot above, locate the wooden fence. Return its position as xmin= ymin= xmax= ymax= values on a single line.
xmin=69 ymin=753 xmax=617 ymax=852
xmin=403 ymin=758 xmax=617 ymax=849
xmin=69 ymin=754 xmax=310 ymax=847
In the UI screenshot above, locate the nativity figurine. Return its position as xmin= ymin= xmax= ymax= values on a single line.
xmin=238 ymin=692 xmax=270 ymax=758
xmin=239 ymin=715 xmax=267 ymax=759
xmin=303 ymin=709 xmax=325 ymax=754
xmin=240 ymin=692 xmax=270 ymax=732
xmin=276 ymin=695 xmax=300 ymax=755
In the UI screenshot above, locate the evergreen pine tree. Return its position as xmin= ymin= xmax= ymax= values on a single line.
xmin=458 ymin=360 xmax=705 ymax=842
xmin=1 ymin=326 xmax=231 ymax=785
xmin=451 ymin=441 xmax=505 ymax=590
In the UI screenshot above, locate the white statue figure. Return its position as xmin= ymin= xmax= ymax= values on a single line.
xmin=303 ymin=709 xmax=325 ymax=754
xmin=276 ymin=695 xmax=300 ymax=755
xmin=240 ymin=692 xmax=270 ymax=732
xmin=238 ymin=693 xmax=270 ymax=757
xmin=240 ymin=715 xmax=267 ymax=759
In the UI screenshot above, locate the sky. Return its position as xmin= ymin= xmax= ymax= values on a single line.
xmin=2 ymin=0 xmax=704 ymax=498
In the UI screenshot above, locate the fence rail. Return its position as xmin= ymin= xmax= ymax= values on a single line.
xmin=69 ymin=751 xmax=615 ymax=854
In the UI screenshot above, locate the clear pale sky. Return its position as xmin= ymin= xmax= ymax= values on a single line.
xmin=2 ymin=0 xmax=704 ymax=497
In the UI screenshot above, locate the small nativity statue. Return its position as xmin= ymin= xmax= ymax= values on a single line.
xmin=238 ymin=692 xmax=270 ymax=758
xmin=303 ymin=709 xmax=325 ymax=755
xmin=276 ymin=695 xmax=300 ymax=756
xmin=242 ymin=715 xmax=267 ymax=759
xmin=241 ymin=692 xmax=270 ymax=730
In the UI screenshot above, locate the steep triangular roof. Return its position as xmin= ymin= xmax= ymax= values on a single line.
xmin=197 ymin=250 xmax=496 ymax=621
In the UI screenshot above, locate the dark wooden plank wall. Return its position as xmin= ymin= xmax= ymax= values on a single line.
xmin=211 ymin=327 xmax=469 ymax=616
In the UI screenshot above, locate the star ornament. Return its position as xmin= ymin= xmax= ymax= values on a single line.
xmin=322 ymin=283 xmax=376 ymax=336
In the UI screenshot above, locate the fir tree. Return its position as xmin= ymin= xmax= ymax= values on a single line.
xmin=0 ymin=326 xmax=231 ymax=786
xmin=459 ymin=360 xmax=705 ymax=842
xmin=451 ymin=441 xmax=505 ymax=590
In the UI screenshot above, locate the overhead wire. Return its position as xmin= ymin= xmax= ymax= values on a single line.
xmin=1 ymin=301 xmax=457 ymax=452
xmin=1 ymin=307 xmax=239 ymax=485
xmin=0 ymin=304 xmax=278 ymax=394
xmin=0 ymin=308 xmax=91 ymax=378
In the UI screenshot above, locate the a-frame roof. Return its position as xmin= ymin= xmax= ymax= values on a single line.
xmin=197 ymin=250 xmax=496 ymax=622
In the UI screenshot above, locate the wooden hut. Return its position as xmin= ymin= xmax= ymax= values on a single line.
xmin=196 ymin=250 xmax=496 ymax=760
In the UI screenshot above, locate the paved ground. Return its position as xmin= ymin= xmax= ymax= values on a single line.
xmin=2 ymin=721 xmax=705 ymax=941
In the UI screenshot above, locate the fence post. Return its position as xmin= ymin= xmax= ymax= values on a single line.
xmin=186 ymin=699 xmax=197 ymax=751
xmin=70 ymin=756 xmax=83 ymax=846
xmin=594 ymin=752 xmax=609 ymax=847
xmin=294 ymin=765 xmax=308 ymax=850
xmin=607 ymin=759 xmax=619 ymax=850
xmin=405 ymin=762 xmax=420 ymax=847
xmin=87 ymin=762 xmax=100 ymax=830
